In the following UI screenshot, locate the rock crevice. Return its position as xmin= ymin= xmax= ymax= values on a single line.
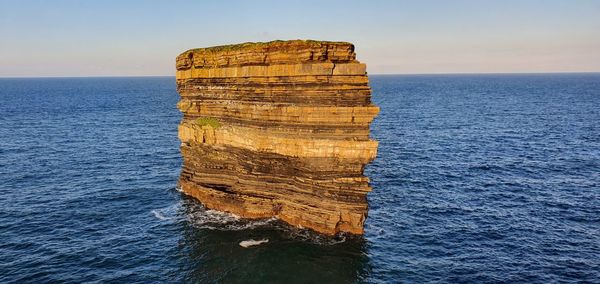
xmin=176 ymin=40 xmax=378 ymax=235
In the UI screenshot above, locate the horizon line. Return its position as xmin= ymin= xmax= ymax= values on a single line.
xmin=1 ymin=71 xmax=599 ymax=79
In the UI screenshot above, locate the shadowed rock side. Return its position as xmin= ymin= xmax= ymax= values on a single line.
xmin=176 ymin=40 xmax=379 ymax=235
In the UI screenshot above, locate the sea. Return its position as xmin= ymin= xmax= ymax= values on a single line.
xmin=0 ymin=74 xmax=598 ymax=283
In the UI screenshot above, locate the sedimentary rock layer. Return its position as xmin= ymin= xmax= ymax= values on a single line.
xmin=176 ymin=40 xmax=378 ymax=235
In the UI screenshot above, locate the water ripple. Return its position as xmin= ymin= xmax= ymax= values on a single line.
xmin=1 ymin=75 xmax=599 ymax=283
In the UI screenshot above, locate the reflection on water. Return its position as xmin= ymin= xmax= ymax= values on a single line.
xmin=175 ymin=195 xmax=370 ymax=283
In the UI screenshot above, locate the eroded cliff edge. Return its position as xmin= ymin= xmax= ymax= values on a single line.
xmin=176 ymin=40 xmax=379 ymax=235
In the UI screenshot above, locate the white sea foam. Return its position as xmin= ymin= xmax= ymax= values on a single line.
xmin=239 ymin=239 xmax=269 ymax=248
xmin=186 ymin=206 xmax=277 ymax=230
xmin=151 ymin=204 xmax=180 ymax=222
xmin=185 ymin=202 xmax=347 ymax=244
xmin=152 ymin=209 xmax=170 ymax=221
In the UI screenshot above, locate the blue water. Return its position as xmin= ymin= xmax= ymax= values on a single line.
xmin=0 ymin=74 xmax=598 ymax=283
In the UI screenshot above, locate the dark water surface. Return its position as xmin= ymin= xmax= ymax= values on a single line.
xmin=1 ymin=75 xmax=598 ymax=283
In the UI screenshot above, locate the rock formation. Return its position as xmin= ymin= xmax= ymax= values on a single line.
xmin=176 ymin=40 xmax=379 ymax=235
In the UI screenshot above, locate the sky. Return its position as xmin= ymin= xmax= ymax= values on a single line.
xmin=1 ymin=0 xmax=599 ymax=76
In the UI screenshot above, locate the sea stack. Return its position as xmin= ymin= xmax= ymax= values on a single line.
xmin=176 ymin=40 xmax=379 ymax=235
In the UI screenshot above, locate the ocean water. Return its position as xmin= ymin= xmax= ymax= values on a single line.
xmin=0 ymin=74 xmax=598 ymax=283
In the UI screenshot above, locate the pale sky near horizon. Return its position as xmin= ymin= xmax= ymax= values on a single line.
xmin=1 ymin=0 xmax=599 ymax=77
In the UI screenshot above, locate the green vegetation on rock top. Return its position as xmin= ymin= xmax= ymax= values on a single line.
xmin=183 ymin=39 xmax=352 ymax=55
xmin=194 ymin=117 xmax=221 ymax=128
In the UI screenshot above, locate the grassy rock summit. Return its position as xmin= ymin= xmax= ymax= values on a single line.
xmin=175 ymin=40 xmax=379 ymax=235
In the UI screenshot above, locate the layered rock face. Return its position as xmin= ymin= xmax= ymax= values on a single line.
xmin=176 ymin=40 xmax=378 ymax=235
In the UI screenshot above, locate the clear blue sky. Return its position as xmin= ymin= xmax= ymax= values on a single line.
xmin=1 ymin=0 xmax=599 ymax=76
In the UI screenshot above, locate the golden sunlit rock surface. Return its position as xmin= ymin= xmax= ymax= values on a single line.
xmin=176 ymin=40 xmax=379 ymax=235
